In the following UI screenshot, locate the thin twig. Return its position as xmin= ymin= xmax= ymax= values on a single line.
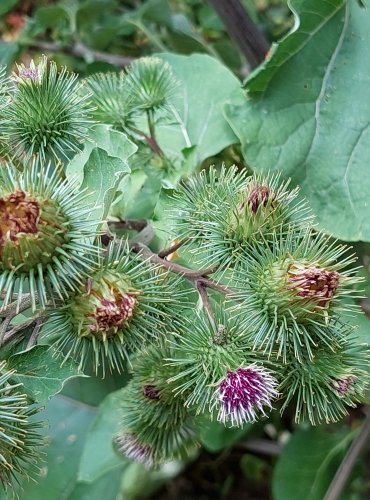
xmin=238 ymin=438 xmax=283 ymax=456
xmin=109 ymin=219 xmax=148 ymax=232
xmin=1 ymin=316 xmax=42 ymax=347
xmin=0 ymin=316 xmax=12 ymax=347
xmin=324 ymin=407 xmax=370 ymax=500
xmin=158 ymin=239 xmax=188 ymax=259
xmin=26 ymin=317 xmax=45 ymax=349
xmin=132 ymin=242 xmax=236 ymax=296
xmin=196 ymin=281 xmax=215 ymax=323
xmin=0 ymin=294 xmax=35 ymax=318
xmin=27 ymin=40 xmax=134 ymax=67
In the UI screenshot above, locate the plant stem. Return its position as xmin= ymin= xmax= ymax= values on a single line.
xmin=127 ymin=124 xmax=164 ymax=157
xmin=0 ymin=295 xmax=35 ymax=318
xmin=197 ymin=281 xmax=215 ymax=324
xmin=27 ymin=40 xmax=134 ymax=67
xmin=207 ymin=0 xmax=269 ymax=68
xmin=132 ymin=242 xmax=236 ymax=296
xmin=324 ymin=407 xmax=370 ymax=500
xmin=158 ymin=239 xmax=189 ymax=258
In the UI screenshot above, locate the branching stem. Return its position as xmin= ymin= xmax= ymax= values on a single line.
xmin=132 ymin=242 xmax=236 ymax=296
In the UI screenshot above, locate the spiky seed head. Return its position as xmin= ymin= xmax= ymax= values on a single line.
xmin=68 ymin=270 xmax=139 ymax=342
xmin=115 ymin=345 xmax=197 ymax=467
xmin=0 ymin=361 xmax=43 ymax=491
xmin=231 ymin=230 xmax=360 ymax=361
xmin=86 ymin=71 xmax=134 ymax=130
xmin=124 ymin=57 xmax=178 ymax=112
xmin=116 ymin=432 xmax=154 ymax=468
xmin=226 ymin=175 xmax=308 ymax=253
xmin=171 ymin=167 xmax=312 ymax=270
xmin=280 ymin=337 xmax=369 ymax=424
xmin=167 ymin=308 xmax=269 ymax=415
xmin=216 ymin=365 xmax=278 ymax=426
xmin=47 ymin=240 xmax=187 ymax=374
xmin=0 ymin=162 xmax=99 ymax=311
xmin=4 ymin=57 xmax=93 ymax=162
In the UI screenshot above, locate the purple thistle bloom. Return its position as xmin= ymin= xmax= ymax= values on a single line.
xmin=333 ymin=375 xmax=357 ymax=396
xmin=20 ymin=68 xmax=39 ymax=81
xmin=116 ymin=432 xmax=154 ymax=468
xmin=216 ymin=365 xmax=278 ymax=426
xmin=143 ymin=384 xmax=161 ymax=400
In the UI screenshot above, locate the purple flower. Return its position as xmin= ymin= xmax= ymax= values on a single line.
xmin=333 ymin=375 xmax=357 ymax=396
xmin=116 ymin=432 xmax=154 ymax=468
xmin=247 ymin=185 xmax=271 ymax=214
xmin=216 ymin=365 xmax=278 ymax=426
xmin=143 ymin=384 xmax=160 ymax=400
xmin=19 ymin=67 xmax=40 ymax=81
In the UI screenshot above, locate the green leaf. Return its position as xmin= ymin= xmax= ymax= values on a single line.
xmin=14 ymin=395 xmax=96 ymax=499
xmin=67 ymin=125 xmax=137 ymax=183
xmin=225 ymin=0 xmax=370 ymax=241
xmin=196 ymin=416 xmax=252 ymax=452
xmin=66 ymin=125 xmax=137 ymax=224
xmin=6 ymin=346 xmax=84 ymax=405
xmin=80 ymin=147 xmax=131 ymax=222
xmin=0 ymin=0 xmax=18 ymax=16
xmin=66 ymin=468 xmax=124 ymax=500
xmin=273 ymin=426 xmax=354 ymax=500
xmin=35 ymin=6 xmax=69 ymax=29
xmin=156 ymin=53 xmax=243 ymax=164
xmin=78 ymin=389 xmax=127 ymax=483
xmin=0 ymin=41 xmax=18 ymax=66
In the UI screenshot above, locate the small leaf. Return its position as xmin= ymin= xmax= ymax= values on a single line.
xmin=81 ymin=147 xmax=131 ymax=223
xmin=6 ymin=346 xmax=84 ymax=405
xmin=66 ymin=124 xmax=137 ymax=184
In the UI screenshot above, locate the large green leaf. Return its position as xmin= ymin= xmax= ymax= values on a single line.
xmin=13 ymin=395 xmax=96 ymax=499
xmin=225 ymin=0 xmax=370 ymax=241
xmin=78 ymin=389 xmax=126 ymax=483
xmin=156 ymin=53 xmax=243 ymax=164
xmin=6 ymin=346 xmax=83 ymax=405
xmin=273 ymin=426 xmax=354 ymax=500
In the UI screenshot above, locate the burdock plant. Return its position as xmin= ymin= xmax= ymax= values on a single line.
xmin=0 ymin=54 xmax=368 ymax=487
